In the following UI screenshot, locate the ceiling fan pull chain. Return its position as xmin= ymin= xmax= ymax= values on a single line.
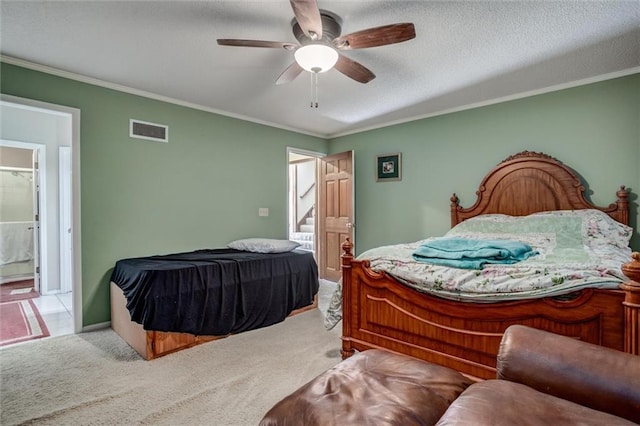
xmin=309 ymin=72 xmax=314 ymax=108
xmin=313 ymin=72 xmax=319 ymax=108
xmin=309 ymin=71 xmax=319 ymax=108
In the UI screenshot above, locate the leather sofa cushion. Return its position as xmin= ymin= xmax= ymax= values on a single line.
xmin=497 ymin=324 xmax=640 ymax=423
xmin=260 ymin=349 xmax=473 ymax=426
xmin=436 ymin=380 xmax=637 ymax=426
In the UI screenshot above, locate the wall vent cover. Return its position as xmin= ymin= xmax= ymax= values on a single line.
xmin=130 ymin=119 xmax=168 ymax=143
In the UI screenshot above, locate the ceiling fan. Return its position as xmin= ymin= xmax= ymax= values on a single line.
xmin=217 ymin=0 xmax=416 ymax=86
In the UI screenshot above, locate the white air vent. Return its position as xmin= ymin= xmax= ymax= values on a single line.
xmin=130 ymin=119 xmax=168 ymax=143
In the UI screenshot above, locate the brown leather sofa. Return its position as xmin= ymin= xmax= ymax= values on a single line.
xmin=438 ymin=325 xmax=640 ymax=425
xmin=260 ymin=325 xmax=640 ymax=425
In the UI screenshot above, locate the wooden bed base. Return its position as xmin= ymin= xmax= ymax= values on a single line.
xmin=340 ymin=151 xmax=640 ymax=380
xmin=110 ymin=282 xmax=318 ymax=360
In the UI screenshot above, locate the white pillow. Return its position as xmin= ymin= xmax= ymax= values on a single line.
xmin=227 ymin=238 xmax=301 ymax=253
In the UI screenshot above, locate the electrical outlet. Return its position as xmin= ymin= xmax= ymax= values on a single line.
xmin=258 ymin=208 xmax=269 ymax=217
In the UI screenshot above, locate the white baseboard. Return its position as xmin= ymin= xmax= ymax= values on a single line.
xmin=82 ymin=321 xmax=111 ymax=332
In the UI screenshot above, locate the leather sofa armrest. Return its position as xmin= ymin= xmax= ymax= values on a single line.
xmin=496 ymin=325 xmax=640 ymax=424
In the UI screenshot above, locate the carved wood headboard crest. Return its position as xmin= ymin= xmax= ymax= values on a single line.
xmin=450 ymin=151 xmax=629 ymax=226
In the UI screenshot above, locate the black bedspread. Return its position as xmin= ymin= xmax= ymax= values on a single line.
xmin=110 ymin=248 xmax=319 ymax=335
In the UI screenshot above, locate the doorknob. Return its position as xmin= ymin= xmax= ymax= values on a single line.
xmin=346 ymin=222 xmax=354 ymax=229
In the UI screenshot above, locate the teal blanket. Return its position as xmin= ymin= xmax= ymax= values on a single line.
xmin=412 ymin=237 xmax=538 ymax=270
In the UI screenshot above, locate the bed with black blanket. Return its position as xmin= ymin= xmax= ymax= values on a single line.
xmin=110 ymin=247 xmax=319 ymax=359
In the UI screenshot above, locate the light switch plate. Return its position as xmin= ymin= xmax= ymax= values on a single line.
xmin=258 ymin=208 xmax=269 ymax=217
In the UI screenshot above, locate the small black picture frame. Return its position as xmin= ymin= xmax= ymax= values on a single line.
xmin=376 ymin=153 xmax=402 ymax=182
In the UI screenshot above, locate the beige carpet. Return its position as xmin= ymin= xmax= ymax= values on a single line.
xmin=0 ymin=285 xmax=342 ymax=425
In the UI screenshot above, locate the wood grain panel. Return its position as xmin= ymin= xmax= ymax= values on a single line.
xmin=110 ymin=283 xmax=317 ymax=360
xmin=319 ymin=151 xmax=353 ymax=281
xmin=325 ymin=180 xmax=336 ymax=217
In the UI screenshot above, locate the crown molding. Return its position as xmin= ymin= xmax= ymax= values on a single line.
xmin=0 ymin=55 xmax=325 ymax=139
xmin=329 ymin=67 xmax=640 ymax=138
xmin=3 ymin=55 xmax=637 ymax=141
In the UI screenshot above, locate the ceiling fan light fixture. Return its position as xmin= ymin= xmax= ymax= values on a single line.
xmin=294 ymin=44 xmax=338 ymax=73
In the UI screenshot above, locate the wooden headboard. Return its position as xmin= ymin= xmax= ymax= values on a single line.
xmin=450 ymin=151 xmax=629 ymax=226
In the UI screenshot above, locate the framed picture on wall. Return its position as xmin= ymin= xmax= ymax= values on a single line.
xmin=376 ymin=153 xmax=402 ymax=182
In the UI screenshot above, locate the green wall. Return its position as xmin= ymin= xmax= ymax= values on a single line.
xmin=329 ymin=74 xmax=640 ymax=254
xmin=2 ymin=62 xmax=638 ymax=328
xmin=0 ymin=62 xmax=327 ymax=327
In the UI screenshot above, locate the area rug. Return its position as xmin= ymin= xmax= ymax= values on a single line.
xmin=0 ymin=299 xmax=50 ymax=347
xmin=0 ymin=280 xmax=38 ymax=302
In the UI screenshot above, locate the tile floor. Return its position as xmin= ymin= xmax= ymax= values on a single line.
xmin=31 ymin=292 xmax=74 ymax=338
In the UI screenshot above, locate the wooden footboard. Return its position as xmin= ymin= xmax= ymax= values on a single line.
xmin=341 ymin=240 xmax=640 ymax=380
xmin=110 ymin=282 xmax=318 ymax=360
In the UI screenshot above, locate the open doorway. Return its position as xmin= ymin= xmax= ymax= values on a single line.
xmin=287 ymin=148 xmax=354 ymax=282
xmin=0 ymin=143 xmax=73 ymax=344
xmin=287 ymin=149 xmax=320 ymax=255
xmin=0 ymin=147 xmax=37 ymax=287
xmin=0 ymin=95 xmax=81 ymax=346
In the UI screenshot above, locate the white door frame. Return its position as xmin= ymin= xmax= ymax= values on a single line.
xmin=286 ymin=147 xmax=325 ymax=251
xmin=32 ymin=148 xmax=42 ymax=292
xmin=59 ymin=146 xmax=72 ymax=293
xmin=1 ymin=94 xmax=82 ymax=333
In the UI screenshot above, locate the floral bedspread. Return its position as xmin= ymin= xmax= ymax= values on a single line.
xmin=324 ymin=209 xmax=633 ymax=330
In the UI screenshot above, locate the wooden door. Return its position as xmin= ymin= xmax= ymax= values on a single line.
xmin=318 ymin=151 xmax=353 ymax=281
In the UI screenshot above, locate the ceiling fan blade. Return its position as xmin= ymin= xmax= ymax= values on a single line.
xmin=275 ymin=62 xmax=304 ymax=85
xmin=333 ymin=23 xmax=416 ymax=50
xmin=217 ymin=39 xmax=298 ymax=50
xmin=290 ymin=0 xmax=323 ymax=40
xmin=335 ymin=55 xmax=376 ymax=84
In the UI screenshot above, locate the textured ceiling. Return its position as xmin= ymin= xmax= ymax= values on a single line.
xmin=1 ymin=1 xmax=639 ymax=138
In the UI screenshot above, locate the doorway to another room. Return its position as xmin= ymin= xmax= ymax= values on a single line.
xmin=0 ymin=145 xmax=73 ymax=346
xmin=0 ymin=96 xmax=81 ymax=348
xmin=287 ymin=148 xmax=354 ymax=283
xmin=288 ymin=150 xmax=318 ymax=255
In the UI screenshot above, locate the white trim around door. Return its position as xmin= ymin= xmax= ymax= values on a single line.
xmin=1 ymin=94 xmax=82 ymax=333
